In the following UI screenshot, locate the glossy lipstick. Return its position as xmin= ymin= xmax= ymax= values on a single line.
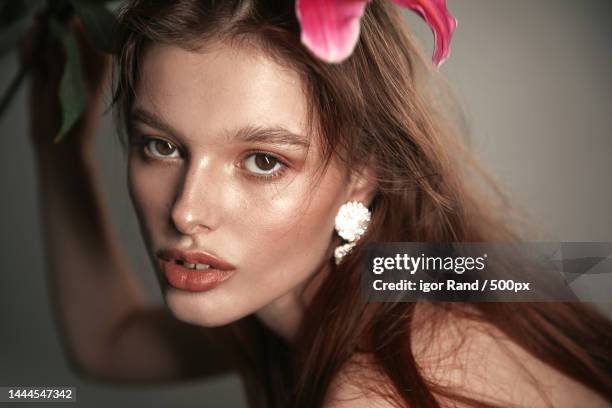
xmin=157 ymin=248 xmax=235 ymax=292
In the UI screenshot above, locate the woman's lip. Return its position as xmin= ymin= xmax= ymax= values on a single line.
xmin=159 ymin=259 xmax=234 ymax=292
xmin=157 ymin=248 xmax=236 ymax=271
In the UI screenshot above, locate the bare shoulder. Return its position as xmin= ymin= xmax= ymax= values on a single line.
xmin=411 ymin=303 xmax=610 ymax=408
xmin=322 ymin=305 xmax=608 ymax=408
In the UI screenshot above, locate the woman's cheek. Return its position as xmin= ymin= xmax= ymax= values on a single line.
xmin=236 ymin=174 xmax=340 ymax=257
xmin=235 ymin=176 xmax=315 ymax=229
xmin=128 ymin=160 xmax=177 ymax=232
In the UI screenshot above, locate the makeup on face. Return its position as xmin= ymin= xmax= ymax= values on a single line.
xmin=127 ymin=42 xmax=351 ymax=328
xmin=127 ymin=108 xmax=311 ymax=184
xmin=157 ymin=247 xmax=236 ymax=292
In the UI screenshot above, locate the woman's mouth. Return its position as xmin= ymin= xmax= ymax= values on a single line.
xmin=175 ymin=260 xmax=211 ymax=270
xmin=157 ymin=248 xmax=236 ymax=292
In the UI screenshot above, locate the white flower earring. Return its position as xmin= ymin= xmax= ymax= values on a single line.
xmin=334 ymin=201 xmax=371 ymax=265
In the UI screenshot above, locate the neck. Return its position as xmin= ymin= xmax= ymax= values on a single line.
xmin=255 ymin=292 xmax=303 ymax=342
xmin=255 ymin=259 xmax=332 ymax=342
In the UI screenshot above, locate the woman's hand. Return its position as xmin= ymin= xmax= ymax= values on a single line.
xmin=19 ymin=13 xmax=112 ymax=160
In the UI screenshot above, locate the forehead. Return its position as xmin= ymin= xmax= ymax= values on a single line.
xmin=134 ymin=42 xmax=312 ymax=145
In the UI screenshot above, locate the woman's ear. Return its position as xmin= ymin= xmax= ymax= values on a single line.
xmin=346 ymin=157 xmax=377 ymax=206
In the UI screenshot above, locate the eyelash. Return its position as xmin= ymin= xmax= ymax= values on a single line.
xmin=144 ymin=137 xmax=181 ymax=159
xmin=131 ymin=136 xmax=289 ymax=181
xmin=129 ymin=135 xmax=179 ymax=159
xmin=240 ymin=150 xmax=288 ymax=181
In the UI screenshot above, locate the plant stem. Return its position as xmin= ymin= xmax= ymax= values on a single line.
xmin=0 ymin=63 xmax=31 ymax=119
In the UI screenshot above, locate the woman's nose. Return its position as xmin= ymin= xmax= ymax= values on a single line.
xmin=170 ymin=161 xmax=222 ymax=235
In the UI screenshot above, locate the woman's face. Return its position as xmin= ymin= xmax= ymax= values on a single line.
xmin=127 ymin=42 xmax=367 ymax=328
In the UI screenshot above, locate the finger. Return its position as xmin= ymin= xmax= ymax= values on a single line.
xmin=73 ymin=19 xmax=111 ymax=63
xmin=69 ymin=17 xmax=113 ymax=89
xmin=17 ymin=16 xmax=40 ymax=67
xmin=45 ymin=36 xmax=66 ymax=84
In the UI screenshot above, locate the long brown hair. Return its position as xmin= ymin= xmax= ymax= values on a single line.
xmin=112 ymin=1 xmax=612 ymax=407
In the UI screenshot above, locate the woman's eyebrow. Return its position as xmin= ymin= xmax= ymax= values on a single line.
xmin=129 ymin=107 xmax=185 ymax=139
xmin=232 ymin=126 xmax=310 ymax=148
xmin=129 ymin=107 xmax=309 ymax=148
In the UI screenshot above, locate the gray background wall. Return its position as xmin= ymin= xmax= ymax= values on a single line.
xmin=1 ymin=1 xmax=611 ymax=406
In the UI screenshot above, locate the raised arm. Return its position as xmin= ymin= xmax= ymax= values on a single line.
xmin=22 ymin=17 xmax=244 ymax=383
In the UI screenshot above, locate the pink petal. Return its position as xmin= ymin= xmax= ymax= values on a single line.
xmin=295 ymin=0 xmax=370 ymax=64
xmin=392 ymin=0 xmax=457 ymax=66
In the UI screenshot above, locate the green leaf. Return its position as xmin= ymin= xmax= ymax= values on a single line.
xmin=49 ymin=17 xmax=86 ymax=143
xmin=70 ymin=0 xmax=118 ymax=54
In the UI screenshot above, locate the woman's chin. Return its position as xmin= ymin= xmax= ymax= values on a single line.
xmin=164 ymin=291 xmax=244 ymax=327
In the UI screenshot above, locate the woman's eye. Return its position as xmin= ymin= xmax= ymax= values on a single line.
xmin=145 ymin=138 xmax=180 ymax=158
xmin=243 ymin=153 xmax=284 ymax=175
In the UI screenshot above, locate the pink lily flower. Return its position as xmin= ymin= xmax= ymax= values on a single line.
xmin=295 ymin=0 xmax=457 ymax=66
